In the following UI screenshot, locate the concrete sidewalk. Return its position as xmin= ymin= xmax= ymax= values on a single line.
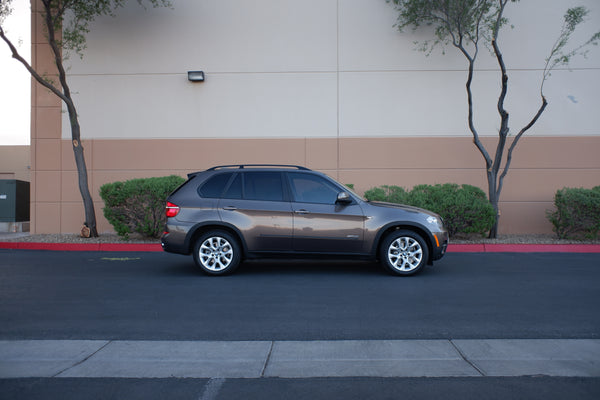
xmin=1 ymin=339 xmax=599 ymax=379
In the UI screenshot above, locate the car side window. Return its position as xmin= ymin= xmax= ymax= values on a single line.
xmin=199 ymin=173 xmax=233 ymax=198
xmin=243 ymin=172 xmax=284 ymax=201
xmin=289 ymin=173 xmax=341 ymax=204
xmin=222 ymin=174 xmax=242 ymax=199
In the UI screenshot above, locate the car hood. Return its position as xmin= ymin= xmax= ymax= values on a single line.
xmin=366 ymin=201 xmax=437 ymax=216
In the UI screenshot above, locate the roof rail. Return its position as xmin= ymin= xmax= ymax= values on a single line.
xmin=207 ymin=164 xmax=311 ymax=171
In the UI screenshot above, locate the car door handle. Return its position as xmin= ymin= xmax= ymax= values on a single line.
xmin=294 ymin=209 xmax=310 ymax=215
xmin=222 ymin=206 xmax=237 ymax=211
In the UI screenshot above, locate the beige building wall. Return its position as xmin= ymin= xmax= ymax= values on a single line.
xmin=29 ymin=0 xmax=600 ymax=235
xmin=0 ymin=146 xmax=30 ymax=181
xmin=32 ymin=135 xmax=600 ymax=235
xmin=30 ymin=0 xmax=63 ymax=234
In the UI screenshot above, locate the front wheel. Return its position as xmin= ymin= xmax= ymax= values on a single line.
xmin=380 ymin=230 xmax=429 ymax=276
xmin=193 ymin=231 xmax=241 ymax=275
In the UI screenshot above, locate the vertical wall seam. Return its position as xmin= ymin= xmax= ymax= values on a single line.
xmin=336 ymin=0 xmax=341 ymax=180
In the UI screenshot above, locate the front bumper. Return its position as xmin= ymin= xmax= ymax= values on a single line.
xmin=431 ymin=231 xmax=449 ymax=261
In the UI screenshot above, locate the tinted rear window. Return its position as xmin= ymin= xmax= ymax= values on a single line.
xmin=168 ymin=174 xmax=197 ymax=197
xmin=198 ymin=173 xmax=233 ymax=198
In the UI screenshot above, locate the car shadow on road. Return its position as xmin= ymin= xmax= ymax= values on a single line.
xmin=160 ymin=258 xmax=384 ymax=277
xmin=159 ymin=257 xmax=442 ymax=278
xmin=236 ymin=259 xmax=408 ymax=277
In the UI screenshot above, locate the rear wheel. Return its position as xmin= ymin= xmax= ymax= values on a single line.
xmin=380 ymin=230 xmax=429 ymax=276
xmin=193 ymin=230 xmax=241 ymax=275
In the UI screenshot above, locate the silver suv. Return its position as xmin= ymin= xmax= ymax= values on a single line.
xmin=161 ymin=165 xmax=448 ymax=275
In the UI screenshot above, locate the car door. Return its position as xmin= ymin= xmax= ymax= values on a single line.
xmin=218 ymin=171 xmax=293 ymax=252
xmin=287 ymin=172 xmax=366 ymax=253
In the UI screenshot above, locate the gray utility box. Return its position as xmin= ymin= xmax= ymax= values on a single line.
xmin=0 ymin=180 xmax=30 ymax=222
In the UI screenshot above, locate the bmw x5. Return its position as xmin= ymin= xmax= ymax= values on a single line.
xmin=161 ymin=165 xmax=448 ymax=275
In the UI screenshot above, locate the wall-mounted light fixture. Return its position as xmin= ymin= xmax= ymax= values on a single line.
xmin=187 ymin=71 xmax=205 ymax=82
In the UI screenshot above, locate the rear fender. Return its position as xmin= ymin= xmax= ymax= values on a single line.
xmin=184 ymin=221 xmax=247 ymax=255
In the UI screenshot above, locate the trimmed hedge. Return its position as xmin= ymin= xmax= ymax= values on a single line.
xmin=364 ymin=183 xmax=496 ymax=237
xmin=547 ymin=187 xmax=600 ymax=240
xmin=100 ymin=175 xmax=185 ymax=239
xmin=363 ymin=185 xmax=409 ymax=204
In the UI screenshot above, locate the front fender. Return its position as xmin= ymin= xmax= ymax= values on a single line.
xmin=370 ymin=222 xmax=437 ymax=258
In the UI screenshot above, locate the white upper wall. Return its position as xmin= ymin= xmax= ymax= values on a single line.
xmin=64 ymin=0 xmax=600 ymax=140
xmin=0 ymin=0 xmax=30 ymax=145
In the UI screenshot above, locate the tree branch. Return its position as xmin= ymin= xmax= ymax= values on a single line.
xmin=491 ymin=37 xmax=509 ymax=175
xmin=460 ymin=47 xmax=492 ymax=170
xmin=41 ymin=0 xmax=79 ymax=128
xmin=0 ymin=25 xmax=67 ymax=103
xmin=497 ymin=96 xmax=548 ymax=199
xmin=489 ymin=1 xmax=510 ymax=196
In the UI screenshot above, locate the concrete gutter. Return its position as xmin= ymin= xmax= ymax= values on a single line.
xmin=1 ymin=339 xmax=599 ymax=378
xmin=1 ymin=241 xmax=600 ymax=252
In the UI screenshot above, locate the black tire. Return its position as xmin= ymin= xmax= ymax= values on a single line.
xmin=379 ymin=230 xmax=429 ymax=276
xmin=193 ymin=230 xmax=241 ymax=275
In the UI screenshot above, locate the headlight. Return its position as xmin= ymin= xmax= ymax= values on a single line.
xmin=427 ymin=216 xmax=439 ymax=225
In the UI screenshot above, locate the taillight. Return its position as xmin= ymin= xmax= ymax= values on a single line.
xmin=165 ymin=201 xmax=180 ymax=218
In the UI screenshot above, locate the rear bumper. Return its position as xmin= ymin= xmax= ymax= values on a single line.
xmin=161 ymin=232 xmax=190 ymax=255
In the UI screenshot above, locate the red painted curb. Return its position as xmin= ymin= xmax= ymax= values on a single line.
xmin=0 ymin=242 xmax=162 ymax=252
xmin=99 ymin=243 xmax=163 ymax=252
xmin=446 ymin=244 xmax=486 ymax=253
xmin=447 ymin=243 xmax=600 ymax=253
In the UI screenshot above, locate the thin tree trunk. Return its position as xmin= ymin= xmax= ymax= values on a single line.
xmin=43 ymin=1 xmax=98 ymax=237
xmin=67 ymin=105 xmax=98 ymax=237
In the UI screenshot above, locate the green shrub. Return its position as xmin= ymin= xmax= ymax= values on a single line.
xmin=364 ymin=183 xmax=496 ymax=237
xmin=547 ymin=187 xmax=600 ymax=240
xmin=100 ymin=175 xmax=185 ymax=239
xmin=409 ymin=184 xmax=495 ymax=237
xmin=364 ymin=185 xmax=409 ymax=204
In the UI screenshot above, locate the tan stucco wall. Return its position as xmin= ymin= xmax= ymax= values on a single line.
xmin=0 ymin=146 xmax=30 ymax=181
xmin=29 ymin=136 xmax=599 ymax=235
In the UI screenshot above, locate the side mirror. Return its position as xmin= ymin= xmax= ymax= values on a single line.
xmin=336 ymin=192 xmax=352 ymax=204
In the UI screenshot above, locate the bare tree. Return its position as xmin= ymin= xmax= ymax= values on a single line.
xmin=0 ymin=0 xmax=170 ymax=237
xmin=388 ymin=0 xmax=600 ymax=237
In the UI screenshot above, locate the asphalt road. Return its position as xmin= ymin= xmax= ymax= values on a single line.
xmin=1 ymin=250 xmax=599 ymax=341
xmin=1 ymin=249 xmax=599 ymax=399
xmin=2 ymin=377 xmax=599 ymax=400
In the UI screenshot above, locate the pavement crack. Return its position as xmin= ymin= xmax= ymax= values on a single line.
xmin=449 ymin=339 xmax=486 ymax=376
xmin=260 ymin=341 xmax=275 ymax=378
xmin=52 ymin=340 xmax=113 ymax=378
